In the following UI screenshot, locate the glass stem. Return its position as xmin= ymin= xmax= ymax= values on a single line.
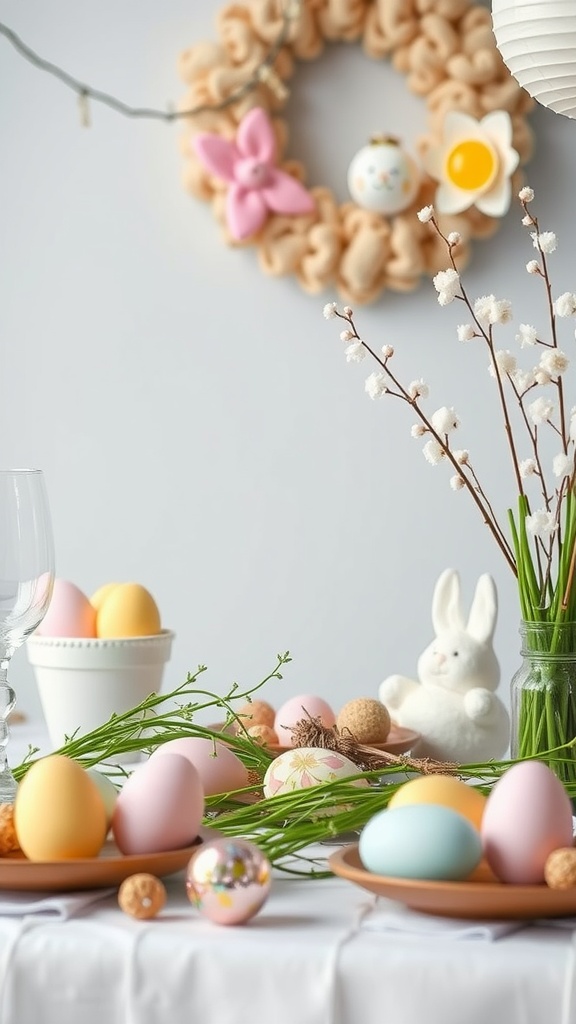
xmin=0 ymin=659 xmax=16 ymax=779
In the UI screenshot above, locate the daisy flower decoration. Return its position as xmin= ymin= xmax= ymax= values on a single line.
xmin=423 ymin=110 xmax=520 ymax=217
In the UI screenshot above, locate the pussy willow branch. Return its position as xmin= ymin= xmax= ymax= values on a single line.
xmin=338 ymin=311 xmax=517 ymax=574
xmin=0 ymin=3 xmax=301 ymax=122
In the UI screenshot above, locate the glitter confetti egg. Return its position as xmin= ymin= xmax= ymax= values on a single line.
xmin=185 ymin=838 xmax=271 ymax=925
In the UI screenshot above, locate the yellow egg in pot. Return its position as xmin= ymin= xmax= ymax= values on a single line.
xmin=96 ymin=582 xmax=161 ymax=638
xmin=14 ymin=755 xmax=108 ymax=861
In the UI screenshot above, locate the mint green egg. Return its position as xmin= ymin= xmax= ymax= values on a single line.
xmin=359 ymin=804 xmax=482 ymax=881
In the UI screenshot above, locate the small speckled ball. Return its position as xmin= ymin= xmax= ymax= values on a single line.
xmin=247 ymin=724 xmax=279 ymax=747
xmin=234 ymin=700 xmax=276 ymax=733
xmin=186 ymin=838 xmax=271 ymax=925
xmin=544 ymin=848 xmax=576 ymax=889
xmin=118 ymin=873 xmax=167 ymax=919
xmin=337 ymin=698 xmax=391 ymax=744
xmin=0 ymin=804 xmax=20 ymax=854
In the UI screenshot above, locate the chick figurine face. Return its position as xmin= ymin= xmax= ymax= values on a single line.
xmin=347 ymin=136 xmax=421 ymax=216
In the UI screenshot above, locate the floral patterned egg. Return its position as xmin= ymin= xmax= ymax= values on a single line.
xmin=263 ymin=746 xmax=364 ymax=797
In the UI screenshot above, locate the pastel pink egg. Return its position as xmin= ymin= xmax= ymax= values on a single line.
xmin=151 ymin=736 xmax=249 ymax=796
xmin=36 ymin=579 xmax=97 ymax=638
xmin=274 ymin=695 xmax=336 ymax=747
xmin=481 ymin=760 xmax=574 ymax=884
xmin=112 ymin=752 xmax=204 ymax=855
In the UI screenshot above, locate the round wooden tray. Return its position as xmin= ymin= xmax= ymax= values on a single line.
xmin=0 ymin=839 xmax=199 ymax=892
xmin=329 ymin=844 xmax=576 ymax=920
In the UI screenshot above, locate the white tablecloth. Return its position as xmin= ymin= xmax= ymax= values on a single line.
xmin=2 ymin=723 xmax=576 ymax=1024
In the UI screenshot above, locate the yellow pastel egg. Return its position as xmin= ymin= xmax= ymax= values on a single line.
xmin=14 ymin=755 xmax=108 ymax=861
xmin=388 ymin=774 xmax=486 ymax=831
xmin=96 ymin=582 xmax=161 ymax=638
xmin=90 ymin=582 xmax=120 ymax=612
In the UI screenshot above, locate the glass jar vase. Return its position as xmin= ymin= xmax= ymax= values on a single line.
xmin=511 ymin=620 xmax=576 ymax=787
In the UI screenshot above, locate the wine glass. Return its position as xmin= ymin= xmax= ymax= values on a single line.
xmin=0 ymin=470 xmax=55 ymax=802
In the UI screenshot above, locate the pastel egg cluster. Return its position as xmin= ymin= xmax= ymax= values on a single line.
xmin=37 ymin=578 xmax=162 ymax=639
xmin=359 ymin=761 xmax=575 ymax=887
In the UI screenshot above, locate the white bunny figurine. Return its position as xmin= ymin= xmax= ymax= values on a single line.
xmin=379 ymin=569 xmax=510 ymax=763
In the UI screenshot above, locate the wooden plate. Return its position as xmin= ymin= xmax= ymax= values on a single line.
xmin=0 ymin=839 xmax=199 ymax=893
xmin=328 ymin=844 xmax=576 ymax=920
xmin=268 ymin=726 xmax=421 ymax=757
xmin=209 ymin=722 xmax=420 ymax=757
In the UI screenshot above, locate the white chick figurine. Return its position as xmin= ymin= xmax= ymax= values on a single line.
xmin=379 ymin=569 xmax=510 ymax=763
xmin=347 ymin=135 xmax=421 ymax=216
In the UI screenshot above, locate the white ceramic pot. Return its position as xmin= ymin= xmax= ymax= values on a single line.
xmin=491 ymin=0 xmax=576 ymax=118
xmin=26 ymin=630 xmax=175 ymax=754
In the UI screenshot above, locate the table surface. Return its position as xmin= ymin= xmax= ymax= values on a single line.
xmin=3 ymin=723 xmax=576 ymax=1024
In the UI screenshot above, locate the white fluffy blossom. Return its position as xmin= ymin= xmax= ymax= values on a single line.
xmin=457 ymin=324 xmax=475 ymax=341
xmin=526 ymin=260 xmax=540 ymax=274
xmin=450 ymin=475 xmax=465 ymax=491
xmin=340 ymin=329 xmax=354 ymax=341
xmin=555 ymin=292 xmax=576 ymax=317
xmin=511 ymin=369 xmax=536 ymax=394
xmin=473 ymin=295 xmax=513 ymax=325
xmin=408 ymin=379 xmax=429 ymax=400
xmin=522 ymin=214 xmax=534 ymax=227
xmin=532 ymin=231 xmax=557 ymax=254
xmin=516 ymin=323 xmax=538 ymax=347
xmin=433 ymin=268 xmax=460 ymax=306
xmin=345 ymin=342 xmax=366 ymax=363
xmin=431 ymin=406 xmax=460 ymax=434
xmin=323 ymin=302 xmax=338 ymax=319
xmin=411 ymin=424 xmax=426 ymax=438
xmin=525 ymin=509 xmax=557 ymax=538
xmin=342 ymin=306 xmax=353 ymax=317
xmin=422 ymin=439 xmax=445 ymax=465
xmin=364 ymin=371 xmax=388 ymax=399
xmin=534 ymin=368 xmax=552 ymax=386
xmin=447 ymin=232 xmax=461 ymax=246
xmin=528 ymin=396 xmax=555 ymax=425
xmin=539 ymin=349 xmax=569 ymax=376
xmin=453 ymin=449 xmax=469 ymax=465
xmin=570 ymin=411 xmax=576 ymax=443
xmin=489 ymin=350 xmax=517 ymax=378
xmin=519 ymin=186 xmax=535 ymax=203
xmin=381 ymin=345 xmax=394 ymax=358
xmin=519 ymin=458 xmax=537 ymax=478
xmin=553 ymin=452 xmax=574 ymax=478
xmin=417 ymin=205 xmax=434 ymax=223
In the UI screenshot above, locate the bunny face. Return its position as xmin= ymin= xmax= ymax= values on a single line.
xmin=417 ymin=629 xmax=500 ymax=694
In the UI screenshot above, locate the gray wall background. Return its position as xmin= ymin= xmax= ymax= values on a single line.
xmin=2 ymin=0 xmax=576 ymax=727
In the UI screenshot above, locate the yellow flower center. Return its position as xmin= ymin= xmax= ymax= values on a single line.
xmin=445 ymin=139 xmax=498 ymax=192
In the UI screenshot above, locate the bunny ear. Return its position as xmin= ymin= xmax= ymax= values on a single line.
xmin=467 ymin=574 xmax=498 ymax=643
xmin=431 ymin=569 xmax=464 ymax=633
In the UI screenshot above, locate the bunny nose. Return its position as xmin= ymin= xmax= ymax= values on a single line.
xmin=435 ymin=652 xmax=447 ymax=667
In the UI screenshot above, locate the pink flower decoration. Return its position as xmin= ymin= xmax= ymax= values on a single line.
xmin=193 ymin=107 xmax=315 ymax=241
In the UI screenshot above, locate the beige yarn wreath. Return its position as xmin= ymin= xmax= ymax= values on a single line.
xmin=178 ymin=0 xmax=535 ymax=305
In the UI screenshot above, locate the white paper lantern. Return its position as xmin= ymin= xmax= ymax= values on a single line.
xmin=492 ymin=0 xmax=576 ymax=118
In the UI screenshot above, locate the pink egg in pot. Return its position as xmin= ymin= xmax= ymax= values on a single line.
xmin=150 ymin=736 xmax=249 ymax=796
xmin=274 ymin=695 xmax=336 ymax=747
xmin=112 ymin=753 xmax=204 ymax=855
xmin=36 ymin=579 xmax=97 ymax=638
xmin=481 ymin=760 xmax=574 ymax=884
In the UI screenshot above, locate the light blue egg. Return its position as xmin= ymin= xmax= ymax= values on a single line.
xmin=359 ymin=804 xmax=482 ymax=881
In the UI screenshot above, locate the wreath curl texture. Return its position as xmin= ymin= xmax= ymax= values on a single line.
xmin=178 ymin=0 xmax=534 ymax=305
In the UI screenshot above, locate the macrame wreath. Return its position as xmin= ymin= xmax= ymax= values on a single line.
xmin=177 ymin=0 xmax=535 ymax=305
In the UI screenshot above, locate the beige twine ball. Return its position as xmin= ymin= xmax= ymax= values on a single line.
xmin=247 ymin=724 xmax=279 ymax=747
xmin=544 ymin=848 xmax=576 ymax=890
xmin=118 ymin=873 xmax=167 ymax=919
xmin=337 ymin=698 xmax=391 ymax=744
xmin=0 ymin=804 xmax=20 ymax=855
xmin=235 ymin=700 xmax=276 ymax=732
